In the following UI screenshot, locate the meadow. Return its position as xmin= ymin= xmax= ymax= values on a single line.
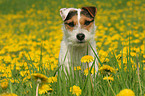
xmin=0 ymin=0 xmax=145 ymax=96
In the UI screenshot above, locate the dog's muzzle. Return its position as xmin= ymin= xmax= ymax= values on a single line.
xmin=76 ymin=33 xmax=85 ymax=42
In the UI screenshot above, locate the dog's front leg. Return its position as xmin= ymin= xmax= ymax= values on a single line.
xmin=59 ymin=41 xmax=70 ymax=74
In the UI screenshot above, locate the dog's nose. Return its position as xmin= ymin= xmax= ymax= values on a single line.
xmin=76 ymin=33 xmax=85 ymax=41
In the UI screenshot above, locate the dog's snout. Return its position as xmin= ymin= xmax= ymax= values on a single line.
xmin=76 ymin=33 xmax=85 ymax=41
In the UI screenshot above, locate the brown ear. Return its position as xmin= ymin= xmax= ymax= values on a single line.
xmin=82 ymin=7 xmax=97 ymax=18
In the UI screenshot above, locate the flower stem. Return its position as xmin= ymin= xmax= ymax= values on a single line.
xmin=106 ymin=76 xmax=116 ymax=96
xmin=36 ymin=83 xmax=39 ymax=96
xmin=87 ymin=63 xmax=94 ymax=94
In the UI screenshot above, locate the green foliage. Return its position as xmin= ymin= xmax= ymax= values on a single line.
xmin=0 ymin=0 xmax=144 ymax=96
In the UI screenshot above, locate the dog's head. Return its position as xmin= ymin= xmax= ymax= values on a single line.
xmin=60 ymin=7 xmax=97 ymax=46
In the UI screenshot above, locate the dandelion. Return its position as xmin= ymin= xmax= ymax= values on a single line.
xmin=31 ymin=73 xmax=49 ymax=83
xmin=143 ymin=67 xmax=145 ymax=71
xmin=81 ymin=55 xmax=95 ymax=92
xmin=103 ymin=76 xmax=114 ymax=81
xmin=74 ymin=66 xmax=82 ymax=71
xmin=99 ymin=65 xmax=116 ymax=75
xmin=116 ymin=89 xmax=135 ymax=96
xmin=47 ymin=76 xmax=57 ymax=83
xmin=84 ymin=67 xmax=96 ymax=76
xmin=39 ymin=84 xmax=53 ymax=94
xmin=0 ymin=93 xmax=18 ymax=96
xmin=70 ymin=85 xmax=82 ymax=96
xmin=23 ymin=75 xmax=31 ymax=82
xmin=0 ymin=79 xmax=8 ymax=89
xmin=81 ymin=55 xmax=94 ymax=63
xmin=31 ymin=73 xmax=49 ymax=96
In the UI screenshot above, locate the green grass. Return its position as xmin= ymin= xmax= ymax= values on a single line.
xmin=0 ymin=0 xmax=144 ymax=96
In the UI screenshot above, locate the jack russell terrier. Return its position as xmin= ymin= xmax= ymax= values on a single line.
xmin=59 ymin=6 xmax=98 ymax=74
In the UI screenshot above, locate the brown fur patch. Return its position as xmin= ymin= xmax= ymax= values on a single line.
xmin=81 ymin=7 xmax=97 ymax=18
xmin=65 ymin=11 xmax=77 ymax=21
xmin=64 ymin=15 xmax=78 ymax=31
xmin=79 ymin=14 xmax=94 ymax=31
xmin=64 ymin=11 xmax=94 ymax=32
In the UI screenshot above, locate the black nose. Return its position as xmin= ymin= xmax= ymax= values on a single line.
xmin=76 ymin=33 xmax=85 ymax=41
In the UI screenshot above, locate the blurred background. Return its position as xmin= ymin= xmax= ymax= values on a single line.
xmin=0 ymin=0 xmax=144 ymax=72
xmin=0 ymin=0 xmax=144 ymax=95
xmin=0 ymin=0 xmax=144 ymax=77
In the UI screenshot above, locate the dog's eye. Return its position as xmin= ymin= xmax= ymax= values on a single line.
xmin=84 ymin=21 xmax=91 ymax=25
xmin=66 ymin=22 xmax=75 ymax=27
xmin=84 ymin=20 xmax=94 ymax=26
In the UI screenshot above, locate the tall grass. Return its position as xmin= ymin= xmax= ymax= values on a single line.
xmin=0 ymin=0 xmax=144 ymax=96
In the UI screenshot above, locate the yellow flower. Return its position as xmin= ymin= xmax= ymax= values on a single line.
xmin=103 ymin=76 xmax=114 ymax=81
xmin=70 ymin=85 xmax=82 ymax=96
xmin=23 ymin=75 xmax=31 ymax=82
xmin=0 ymin=79 xmax=8 ymax=89
xmin=47 ymin=76 xmax=57 ymax=83
xmin=31 ymin=73 xmax=49 ymax=83
xmin=84 ymin=67 xmax=96 ymax=76
xmin=99 ymin=65 xmax=116 ymax=75
xmin=81 ymin=55 xmax=94 ymax=63
xmin=0 ymin=81 xmax=8 ymax=89
xmin=39 ymin=84 xmax=53 ymax=94
xmin=74 ymin=66 xmax=82 ymax=71
xmin=116 ymin=89 xmax=135 ymax=96
xmin=143 ymin=67 xmax=145 ymax=70
xmin=0 ymin=93 xmax=18 ymax=96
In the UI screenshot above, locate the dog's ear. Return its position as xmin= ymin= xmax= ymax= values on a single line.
xmin=81 ymin=7 xmax=97 ymax=18
xmin=60 ymin=8 xmax=67 ymax=21
xmin=60 ymin=8 xmax=76 ymax=21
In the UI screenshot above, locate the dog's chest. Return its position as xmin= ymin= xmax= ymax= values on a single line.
xmin=67 ymin=45 xmax=88 ymax=66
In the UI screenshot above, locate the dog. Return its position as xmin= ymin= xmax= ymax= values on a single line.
xmin=59 ymin=7 xmax=98 ymax=74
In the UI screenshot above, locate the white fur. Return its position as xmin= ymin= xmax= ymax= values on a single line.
xmin=77 ymin=9 xmax=81 ymax=27
xmin=59 ymin=8 xmax=98 ymax=74
xmin=60 ymin=8 xmax=78 ymax=21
